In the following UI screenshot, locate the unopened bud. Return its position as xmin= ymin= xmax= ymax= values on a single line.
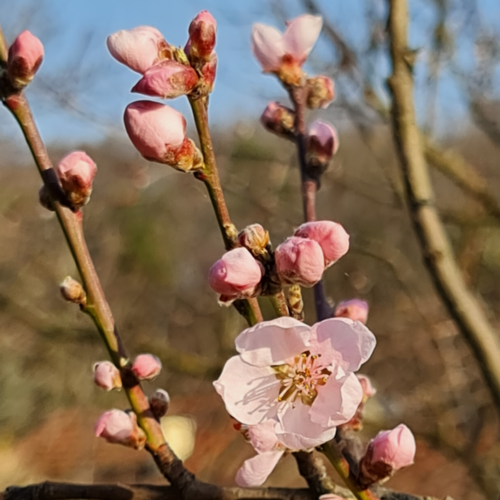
xmin=131 ymin=354 xmax=162 ymax=381
xmin=275 ymin=236 xmax=325 ymax=287
xmin=359 ymin=424 xmax=416 ymax=487
xmin=56 ymin=151 xmax=97 ymax=209
xmin=199 ymin=52 xmax=217 ymax=94
xmin=150 ymin=388 xmax=170 ymax=418
xmin=93 ymin=361 xmax=122 ymax=391
xmin=306 ymin=76 xmax=334 ymax=109
xmin=60 ymin=276 xmax=86 ymax=305
xmin=357 ymin=374 xmax=376 ymax=400
xmin=7 ymin=30 xmax=44 ymax=88
xmin=260 ymin=102 xmax=294 ymax=139
xmin=124 ymin=101 xmax=203 ymax=172
xmin=188 ymin=10 xmax=217 ymax=61
xmin=38 ymin=185 xmax=55 ymax=211
xmin=334 ymin=299 xmax=369 ymax=324
xmin=306 ymin=120 xmax=339 ymax=168
xmin=238 ymin=224 xmax=270 ymax=256
xmin=94 ymin=409 xmax=146 ymax=450
xmin=132 ymin=60 xmax=198 ymax=99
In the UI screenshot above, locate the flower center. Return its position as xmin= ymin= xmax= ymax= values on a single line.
xmin=273 ymin=351 xmax=331 ymax=406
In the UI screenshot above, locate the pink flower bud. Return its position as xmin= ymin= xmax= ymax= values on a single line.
xmin=56 ymin=152 xmax=97 ymax=208
xmin=188 ymin=11 xmax=217 ymax=60
xmin=260 ymin=102 xmax=295 ymax=139
xmin=132 ymin=60 xmax=198 ymax=99
xmin=124 ymin=101 xmax=202 ymax=172
xmin=307 ymin=120 xmax=339 ymax=165
xmin=334 ymin=299 xmax=369 ymax=324
xmin=131 ymin=354 xmax=162 ymax=381
xmin=238 ymin=224 xmax=270 ymax=256
xmin=209 ymin=247 xmax=263 ymax=300
xmin=7 ymin=30 xmax=44 ymax=88
xmin=94 ymin=410 xmax=146 ymax=449
xmin=357 ymin=374 xmax=376 ymax=400
xmin=275 ymin=236 xmax=324 ymax=287
xmin=360 ymin=424 xmax=416 ymax=486
xmin=93 ymin=361 xmax=122 ymax=391
xmin=306 ymin=76 xmax=335 ymax=109
xmin=107 ymin=26 xmax=171 ymax=74
xmin=150 ymin=388 xmax=170 ymax=418
xmin=294 ymin=221 xmax=349 ymax=267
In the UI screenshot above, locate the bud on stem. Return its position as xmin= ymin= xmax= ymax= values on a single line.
xmin=60 ymin=276 xmax=86 ymax=306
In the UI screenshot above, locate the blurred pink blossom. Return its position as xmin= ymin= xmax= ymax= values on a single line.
xmin=94 ymin=410 xmax=146 ymax=449
xmin=214 ymin=317 xmax=376 ymax=450
xmin=260 ymin=102 xmax=295 ymax=138
xmin=7 ymin=30 xmax=44 ymax=87
xmin=275 ymin=236 xmax=324 ymax=287
xmin=93 ymin=361 xmax=122 ymax=391
xmin=357 ymin=374 xmax=376 ymax=400
xmin=295 ymin=221 xmax=349 ymax=268
xmin=307 ymin=120 xmax=339 ymax=164
xmin=334 ymin=299 xmax=369 ymax=324
xmin=131 ymin=354 xmax=162 ymax=381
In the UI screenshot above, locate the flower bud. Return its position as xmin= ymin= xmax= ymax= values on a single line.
xmin=306 ymin=76 xmax=335 ymax=109
xmin=260 ymin=102 xmax=295 ymax=139
xmin=150 ymin=388 xmax=170 ymax=418
xmin=357 ymin=374 xmax=376 ymax=400
xmin=238 ymin=224 xmax=270 ymax=256
xmin=306 ymin=120 xmax=339 ymax=166
xmin=199 ymin=52 xmax=217 ymax=93
xmin=275 ymin=236 xmax=324 ymax=287
xmin=56 ymin=151 xmax=97 ymax=208
xmin=334 ymin=299 xmax=369 ymax=324
xmin=131 ymin=354 xmax=162 ymax=381
xmin=60 ymin=276 xmax=86 ymax=305
xmin=107 ymin=26 xmax=172 ymax=74
xmin=94 ymin=410 xmax=146 ymax=450
xmin=93 ymin=361 xmax=122 ymax=391
xmin=7 ymin=31 xmax=44 ymax=88
xmin=132 ymin=60 xmax=198 ymax=99
xmin=188 ymin=11 xmax=217 ymax=60
xmin=38 ymin=185 xmax=54 ymax=211
xmin=359 ymin=424 xmax=416 ymax=487
xmin=294 ymin=221 xmax=349 ymax=267
xmin=124 ymin=101 xmax=203 ymax=172
xmin=209 ymin=247 xmax=263 ymax=300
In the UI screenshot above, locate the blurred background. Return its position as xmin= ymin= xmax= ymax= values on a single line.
xmin=0 ymin=0 xmax=499 ymax=499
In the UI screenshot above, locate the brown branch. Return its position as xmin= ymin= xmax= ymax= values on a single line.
xmin=386 ymin=0 xmax=500 ymax=414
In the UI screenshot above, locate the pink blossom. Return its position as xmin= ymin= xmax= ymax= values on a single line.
xmin=94 ymin=410 xmax=146 ymax=449
xmin=57 ymin=151 xmax=97 ymax=208
xmin=107 ymin=26 xmax=167 ymax=74
xmin=334 ymin=299 xmax=369 ymax=324
xmin=370 ymin=424 xmax=416 ymax=469
xmin=260 ymin=102 xmax=295 ymax=138
xmin=131 ymin=354 xmax=162 ymax=381
xmin=93 ymin=361 xmax=122 ymax=391
xmin=7 ymin=30 xmax=44 ymax=88
xmin=214 ymin=317 xmax=376 ymax=451
xmin=209 ymin=247 xmax=263 ymax=301
xmin=357 ymin=374 xmax=376 ymax=400
xmin=124 ymin=101 xmax=201 ymax=172
xmin=275 ymin=236 xmax=324 ymax=287
xmin=132 ymin=60 xmax=198 ymax=99
xmin=307 ymin=120 xmax=339 ymax=164
xmin=306 ymin=76 xmax=335 ymax=109
xmin=295 ymin=221 xmax=349 ymax=267
xmin=251 ymin=15 xmax=322 ymax=73
xmin=188 ymin=11 xmax=217 ymax=60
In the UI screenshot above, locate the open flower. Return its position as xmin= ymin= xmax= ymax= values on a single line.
xmin=214 ymin=317 xmax=376 ymax=451
xmin=251 ymin=15 xmax=322 ymax=84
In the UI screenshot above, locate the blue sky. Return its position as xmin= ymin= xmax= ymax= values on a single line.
xmin=0 ymin=0 xmax=499 ymax=145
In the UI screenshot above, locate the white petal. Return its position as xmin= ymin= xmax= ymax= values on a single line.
xmin=251 ymin=23 xmax=285 ymax=71
xmin=283 ymin=15 xmax=322 ymax=64
xmin=235 ymin=317 xmax=311 ymax=367
xmin=235 ymin=450 xmax=284 ymax=487
xmin=213 ymin=356 xmax=280 ymax=425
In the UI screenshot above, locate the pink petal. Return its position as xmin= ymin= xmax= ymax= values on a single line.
xmin=283 ymin=15 xmax=322 ymax=65
xmin=235 ymin=450 xmax=284 ymax=487
xmin=235 ymin=317 xmax=311 ymax=367
xmin=309 ymin=372 xmax=363 ymax=427
xmin=251 ymin=23 xmax=285 ymax=72
xmin=213 ymin=356 xmax=280 ymax=425
xmin=276 ymin=403 xmax=337 ymax=450
xmin=311 ymin=318 xmax=376 ymax=371
xmin=248 ymin=419 xmax=280 ymax=453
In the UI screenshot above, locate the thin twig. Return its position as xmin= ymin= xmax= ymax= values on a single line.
xmin=386 ymin=0 xmax=500 ymax=414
